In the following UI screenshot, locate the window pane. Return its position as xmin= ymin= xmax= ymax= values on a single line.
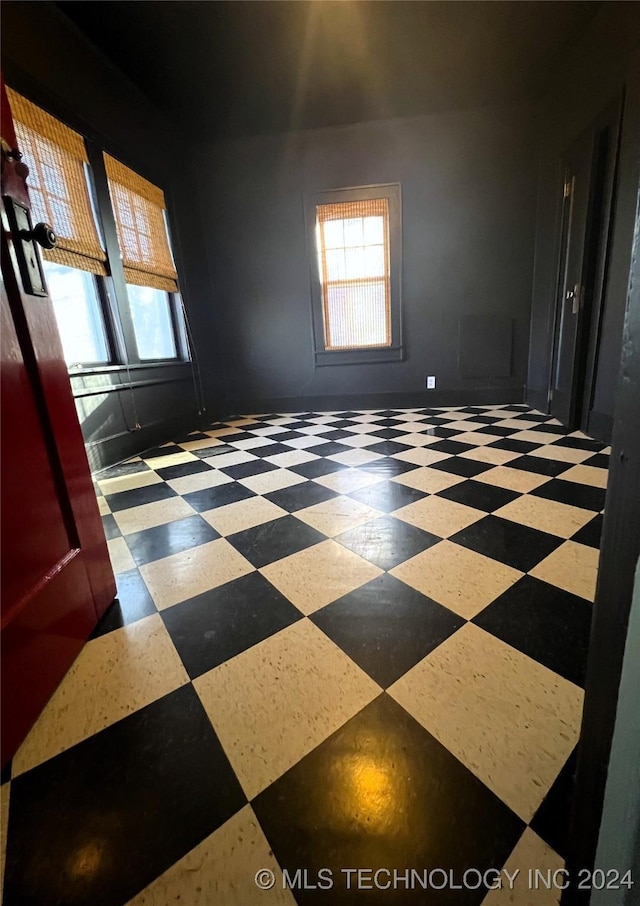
xmin=325 ymin=280 xmax=388 ymax=348
xmin=127 ymin=284 xmax=177 ymax=360
xmin=364 ymin=245 xmax=385 ymax=278
xmin=43 ymin=261 xmax=110 ymax=365
xmin=322 ymin=219 xmax=344 ymax=249
xmin=363 ymin=215 xmax=384 ymax=245
xmin=325 ymin=248 xmax=346 ymax=281
xmin=344 ymin=246 xmax=366 ymax=279
xmin=343 ymin=217 xmax=364 ymax=247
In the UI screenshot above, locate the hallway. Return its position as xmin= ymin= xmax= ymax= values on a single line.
xmin=1 ymin=404 xmax=608 ymax=904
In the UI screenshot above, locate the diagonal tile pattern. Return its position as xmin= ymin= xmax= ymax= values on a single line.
xmin=2 ymin=405 xmax=608 ymax=904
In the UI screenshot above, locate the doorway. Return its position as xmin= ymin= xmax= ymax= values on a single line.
xmin=549 ymin=98 xmax=623 ymax=434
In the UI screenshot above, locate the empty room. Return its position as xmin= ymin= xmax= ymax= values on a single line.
xmin=1 ymin=2 xmax=639 ymax=904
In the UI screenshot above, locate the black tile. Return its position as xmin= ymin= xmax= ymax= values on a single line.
xmin=506 ymin=455 xmax=572 ymax=477
xmin=227 ymin=515 xmax=325 ymax=567
xmin=529 ymin=422 xmax=567 ymax=434
xmin=221 ymin=459 xmax=278 ymax=480
xmin=458 ymin=406 xmax=492 ymax=414
xmin=349 ymin=479 xmax=426 ymax=513
xmin=531 ymin=478 xmax=606 ymax=512
xmin=367 ymin=440 xmax=412 ymax=455
xmin=308 ymin=441 xmax=352 ymax=457
xmin=3 ymin=685 xmax=246 ymax=906
xmin=474 ymin=575 xmax=592 ymax=687
xmin=468 ymin=415 xmax=502 ymax=424
xmin=514 ymin=412 xmax=552 ymax=423
xmin=248 ymin=443 xmax=292 ymax=458
xmin=436 ymin=480 xmax=519 ymax=513
xmin=172 ymin=430 xmax=210 ymax=443
xmin=488 ymin=438 xmax=541 ymax=453
xmin=334 ymin=411 xmax=364 ymax=418
xmin=451 ymin=515 xmax=561 ymax=572
xmin=373 ymin=409 xmax=405 ymax=417
xmin=428 ymin=439 xmax=475 ymax=455
xmin=105 ymin=482 xmax=176 ymax=513
xmin=273 ymin=430 xmax=303 ymax=441
xmin=253 ymin=694 xmax=523 ymax=906
xmin=192 ymin=443 xmax=237 ymax=459
xmin=96 ymin=459 xmax=150 ymax=480
xmin=428 ymin=456 xmax=492 ymax=478
xmin=416 ymin=426 xmax=459 ymax=438
xmin=369 ymin=417 xmax=400 ymax=427
xmin=326 ymin=419 xmax=359 ymax=428
xmin=101 ymin=513 xmax=121 ymax=541
xmin=290 ymin=458 xmax=346 ymax=479
xmin=571 ymin=513 xmax=604 ymax=548
xmin=583 ymin=452 xmax=609 ymax=469
xmin=215 ymin=430 xmax=254 ymax=442
xmin=336 ymin=515 xmax=440 ymax=570
xmin=162 ymin=572 xmax=302 ymax=678
xmin=357 ymin=456 xmax=420 ymax=477
xmin=279 ymin=420 xmax=316 ymax=429
xmin=481 ymin=425 xmax=518 ymax=436
xmin=502 ymin=404 xmax=531 ymax=411
xmin=265 ymin=481 xmax=339 ymax=512
xmin=182 ymin=482 xmax=255 ymax=512
xmin=320 ymin=429 xmax=357 ymax=440
xmin=313 ymin=574 xmax=463 ymax=687
xmin=90 ymin=568 xmax=156 ymax=638
xmin=142 ymin=443 xmax=184 ymax=459
xmin=125 ymin=515 xmax=220 ymax=567
xmin=154 ymin=459 xmax=213 ymax=481
xmin=550 ymin=435 xmax=605 ymax=452
xmin=530 ymin=749 xmax=578 ymax=860
xmin=369 ymin=427 xmax=407 ymax=440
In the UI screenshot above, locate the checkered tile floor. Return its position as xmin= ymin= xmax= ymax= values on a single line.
xmin=1 ymin=406 xmax=608 ymax=905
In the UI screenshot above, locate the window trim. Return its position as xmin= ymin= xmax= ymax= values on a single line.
xmin=305 ymin=183 xmax=403 ymax=366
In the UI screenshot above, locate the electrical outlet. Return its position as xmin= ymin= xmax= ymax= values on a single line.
xmin=426 ymin=375 xmax=436 ymax=389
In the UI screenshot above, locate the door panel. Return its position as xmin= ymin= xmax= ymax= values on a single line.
xmin=550 ymin=134 xmax=594 ymax=426
xmin=1 ymin=289 xmax=73 ymax=609
xmin=1 ymin=75 xmax=116 ymax=766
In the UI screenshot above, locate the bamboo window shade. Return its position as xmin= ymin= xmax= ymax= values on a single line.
xmin=104 ymin=154 xmax=178 ymax=293
xmin=316 ymin=198 xmax=391 ymax=350
xmin=6 ymin=88 xmax=107 ymax=275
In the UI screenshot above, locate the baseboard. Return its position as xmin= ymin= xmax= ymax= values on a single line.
xmin=526 ymin=386 xmax=550 ymax=414
xmin=226 ymin=385 xmax=525 ymax=416
xmin=587 ymin=409 xmax=613 ymax=444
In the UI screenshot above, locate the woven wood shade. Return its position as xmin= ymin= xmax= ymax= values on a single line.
xmin=6 ymin=88 xmax=107 ymax=275
xmin=104 ymin=154 xmax=178 ymax=293
xmin=316 ymin=198 xmax=391 ymax=350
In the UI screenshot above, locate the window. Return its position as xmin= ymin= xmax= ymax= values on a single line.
xmin=6 ymin=87 xmax=188 ymax=369
xmin=126 ymin=284 xmax=177 ymax=361
xmin=43 ymin=261 xmax=110 ymax=365
xmin=6 ymin=88 xmax=113 ymax=366
xmin=307 ymin=184 xmax=402 ymax=366
xmin=104 ymin=154 xmax=180 ymax=361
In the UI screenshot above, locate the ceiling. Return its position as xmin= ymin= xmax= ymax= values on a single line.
xmin=56 ymin=0 xmax=602 ymax=138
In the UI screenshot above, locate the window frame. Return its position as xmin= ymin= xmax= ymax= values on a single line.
xmin=305 ymin=183 xmax=403 ymax=366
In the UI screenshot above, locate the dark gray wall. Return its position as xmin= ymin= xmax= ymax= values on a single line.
xmin=195 ymin=102 xmax=539 ymax=412
xmin=527 ymin=2 xmax=640 ymax=439
xmin=2 ymin=1 xmax=224 ymax=469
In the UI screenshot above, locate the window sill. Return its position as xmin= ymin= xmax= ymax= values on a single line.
xmin=314 ymin=346 xmax=404 ymax=367
xmin=68 ymin=359 xmax=191 ymax=375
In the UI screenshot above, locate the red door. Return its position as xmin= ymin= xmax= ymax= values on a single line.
xmin=1 ymin=78 xmax=116 ymax=766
